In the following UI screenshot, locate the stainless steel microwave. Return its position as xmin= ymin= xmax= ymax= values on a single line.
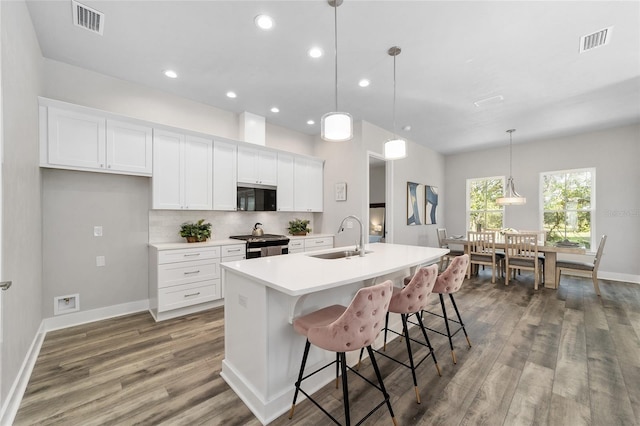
xmin=237 ymin=185 xmax=277 ymax=211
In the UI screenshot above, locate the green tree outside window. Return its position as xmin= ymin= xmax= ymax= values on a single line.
xmin=541 ymin=169 xmax=594 ymax=249
xmin=468 ymin=177 xmax=504 ymax=231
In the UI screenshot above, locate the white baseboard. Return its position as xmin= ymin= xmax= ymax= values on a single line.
xmin=561 ymin=270 xmax=640 ymax=285
xmin=0 ymin=325 xmax=46 ymax=426
xmin=42 ymin=299 xmax=150 ymax=332
xmin=599 ymin=271 xmax=640 ymax=284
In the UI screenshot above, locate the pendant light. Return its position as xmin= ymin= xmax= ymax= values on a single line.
xmin=384 ymin=46 xmax=407 ymax=160
xmin=496 ymin=129 xmax=526 ymax=205
xmin=321 ymin=0 xmax=353 ymax=142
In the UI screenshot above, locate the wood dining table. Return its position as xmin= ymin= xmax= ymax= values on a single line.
xmin=443 ymin=236 xmax=586 ymax=289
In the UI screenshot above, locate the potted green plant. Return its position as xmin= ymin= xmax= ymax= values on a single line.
xmin=287 ymin=219 xmax=311 ymax=236
xmin=179 ymin=219 xmax=212 ymax=243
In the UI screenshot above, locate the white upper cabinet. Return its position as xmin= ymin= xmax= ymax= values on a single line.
xmin=106 ymin=120 xmax=153 ymax=174
xmin=277 ymin=153 xmax=294 ymax=212
xmin=213 ymin=140 xmax=238 ymax=211
xmin=43 ymin=105 xmax=152 ymax=176
xmin=294 ymin=157 xmax=324 ymax=212
xmin=237 ymin=146 xmax=277 ymax=186
xmin=46 ymin=107 xmax=106 ymax=170
xmin=152 ymin=130 xmax=213 ymax=210
xmin=184 ymin=135 xmax=213 ymax=210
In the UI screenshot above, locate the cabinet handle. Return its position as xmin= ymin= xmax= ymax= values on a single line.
xmin=227 ymin=248 xmax=241 ymax=252
xmin=99 ymin=164 xmax=104 ymax=168
xmin=107 ymin=164 xmax=111 ymax=169
xmin=184 ymin=253 xmax=201 ymax=257
xmin=184 ymin=270 xmax=200 ymax=275
xmin=184 ymin=292 xmax=201 ymax=297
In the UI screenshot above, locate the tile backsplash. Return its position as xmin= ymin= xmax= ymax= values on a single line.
xmin=149 ymin=210 xmax=316 ymax=243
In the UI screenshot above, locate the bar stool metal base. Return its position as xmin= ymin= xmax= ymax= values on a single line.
xmin=418 ymin=293 xmax=471 ymax=364
xmin=290 ymin=340 xmax=397 ymax=426
xmin=359 ymin=311 xmax=441 ymax=405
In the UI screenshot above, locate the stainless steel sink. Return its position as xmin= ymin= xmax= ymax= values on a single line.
xmin=308 ymin=250 xmax=373 ymax=260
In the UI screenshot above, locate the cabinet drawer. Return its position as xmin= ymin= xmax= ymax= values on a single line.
xmin=222 ymin=254 xmax=245 ymax=262
xmin=288 ymin=240 xmax=304 ymax=250
xmin=304 ymin=237 xmax=334 ymax=249
xmin=158 ymin=259 xmax=220 ymax=288
xmin=222 ymin=244 xmax=245 ymax=257
xmin=158 ymin=280 xmax=220 ymax=312
xmin=158 ymin=246 xmax=220 ymax=264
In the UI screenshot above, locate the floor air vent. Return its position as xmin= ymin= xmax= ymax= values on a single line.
xmin=72 ymin=0 xmax=104 ymax=35
xmin=579 ymin=26 xmax=612 ymax=53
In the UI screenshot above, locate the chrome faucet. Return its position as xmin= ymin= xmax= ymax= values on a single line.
xmin=337 ymin=215 xmax=366 ymax=257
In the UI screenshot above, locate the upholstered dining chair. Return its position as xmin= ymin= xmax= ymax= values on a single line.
xmin=467 ymin=231 xmax=503 ymax=283
xmin=556 ymin=234 xmax=607 ymax=296
xmin=436 ymin=228 xmax=465 ymax=271
xmin=504 ymin=232 xmax=544 ymax=290
xmin=289 ymin=280 xmax=397 ymax=426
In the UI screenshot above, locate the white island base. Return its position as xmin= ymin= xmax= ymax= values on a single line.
xmin=220 ymin=243 xmax=448 ymax=424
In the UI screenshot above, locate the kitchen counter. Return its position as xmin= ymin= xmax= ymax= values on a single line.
xmin=148 ymin=239 xmax=244 ymax=250
xmin=220 ymin=243 xmax=448 ymax=424
xmin=221 ymin=242 xmax=446 ymax=296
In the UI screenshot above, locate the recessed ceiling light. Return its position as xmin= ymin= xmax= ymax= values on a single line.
xmin=271 ymin=107 xmax=280 ymax=113
xmin=358 ymin=79 xmax=370 ymax=88
xmin=163 ymin=70 xmax=178 ymax=79
xmin=308 ymin=47 xmax=323 ymax=58
xmin=226 ymin=91 xmax=237 ymax=99
xmin=307 ymin=120 xmax=315 ymax=125
xmin=254 ymin=15 xmax=274 ymax=30
xmin=402 ymin=125 xmax=412 ymax=131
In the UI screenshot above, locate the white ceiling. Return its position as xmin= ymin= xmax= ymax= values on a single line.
xmin=25 ymin=0 xmax=640 ymax=154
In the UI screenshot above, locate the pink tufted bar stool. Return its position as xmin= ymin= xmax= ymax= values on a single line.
xmin=289 ymin=280 xmax=397 ymax=426
xmin=361 ymin=264 xmax=441 ymax=405
xmin=419 ymin=254 xmax=471 ymax=364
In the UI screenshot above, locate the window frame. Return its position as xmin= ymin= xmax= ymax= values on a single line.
xmin=539 ymin=167 xmax=596 ymax=250
xmin=466 ymin=176 xmax=505 ymax=232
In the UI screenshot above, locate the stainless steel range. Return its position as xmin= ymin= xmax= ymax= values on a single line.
xmin=229 ymin=234 xmax=290 ymax=259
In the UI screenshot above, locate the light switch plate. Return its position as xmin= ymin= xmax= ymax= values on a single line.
xmin=94 ymin=226 xmax=103 ymax=237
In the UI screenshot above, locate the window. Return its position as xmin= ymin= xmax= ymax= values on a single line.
xmin=540 ymin=168 xmax=595 ymax=249
xmin=467 ymin=177 xmax=504 ymax=231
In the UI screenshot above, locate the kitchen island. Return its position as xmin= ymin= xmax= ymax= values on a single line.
xmin=220 ymin=242 xmax=448 ymax=424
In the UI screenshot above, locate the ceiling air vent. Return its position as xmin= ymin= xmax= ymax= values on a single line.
xmin=579 ymin=26 xmax=612 ymax=53
xmin=72 ymin=0 xmax=104 ymax=35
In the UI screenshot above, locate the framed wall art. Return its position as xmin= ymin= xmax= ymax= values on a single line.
xmin=406 ymin=182 xmax=425 ymax=225
xmin=335 ymin=182 xmax=347 ymax=201
xmin=425 ymin=185 xmax=438 ymax=225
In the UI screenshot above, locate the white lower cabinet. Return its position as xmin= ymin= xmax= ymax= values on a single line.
xmin=220 ymin=244 xmax=246 ymax=297
xmin=288 ymin=236 xmax=334 ymax=254
xmin=150 ymin=244 xmax=230 ymax=321
xmin=304 ymin=236 xmax=334 ymax=252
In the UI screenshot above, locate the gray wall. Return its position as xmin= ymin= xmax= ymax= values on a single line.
xmin=1 ymin=0 xmax=43 ymax=402
xmin=41 ymin=170 xmax=150 ymax=317
xmin=444 ymin=124 xmax=640 ymax=280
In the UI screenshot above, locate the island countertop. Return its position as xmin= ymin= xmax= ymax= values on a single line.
xmin=221 ymin=242 xmax=449 ymax=296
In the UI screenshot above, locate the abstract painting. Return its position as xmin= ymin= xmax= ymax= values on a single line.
xmin=407 ymin=182 xmax=425 ymax=225
xmin=425 ymin=185 xmax=438 ymax=224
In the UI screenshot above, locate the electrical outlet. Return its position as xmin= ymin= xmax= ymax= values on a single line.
xmin=94 ymin=226 xmax=103 ymax=237
xmin=346 ymin=220 xmax=353 ymax=229
xmin=96 ymin=256 xmax=106 ymax=267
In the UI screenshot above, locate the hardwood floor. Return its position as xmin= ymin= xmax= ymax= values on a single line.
xmin=14 ymin=272 xmax=640 ymax=425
